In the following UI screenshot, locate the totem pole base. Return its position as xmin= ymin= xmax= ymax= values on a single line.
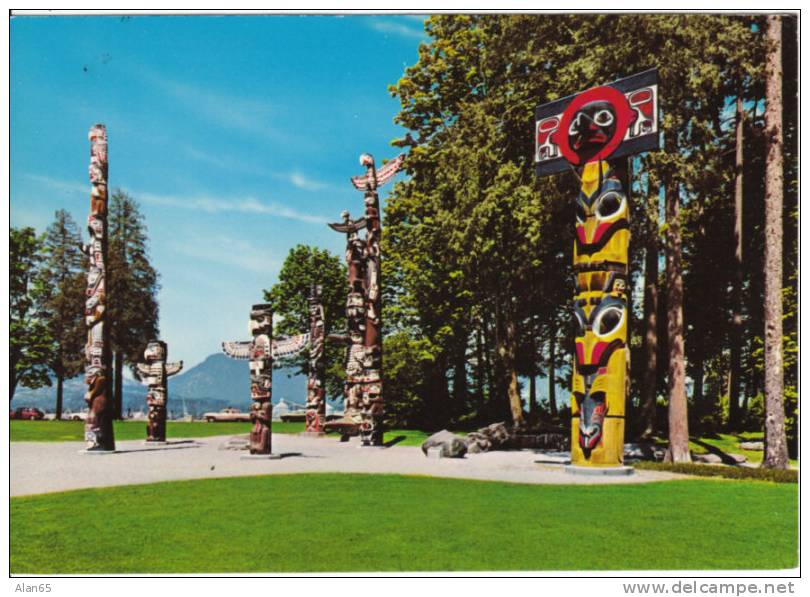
xmin=564 ymin=464 xmax=634 ymax=476
xmin=299 ymin=431 xmax=326 ymax=438
xmin=240 ymin=453 xmax=283 ymax=460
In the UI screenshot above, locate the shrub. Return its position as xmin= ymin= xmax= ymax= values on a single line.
xmin=634 ymin=461 xmax=797 ymax=484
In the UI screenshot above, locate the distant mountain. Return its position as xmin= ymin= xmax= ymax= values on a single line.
xmin=170 ymin=353 xmax=309 ymax=409
xmin=12 ymin=353 xmax=311 ymax=418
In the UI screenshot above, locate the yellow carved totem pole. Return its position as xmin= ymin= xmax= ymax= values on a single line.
xmin=534 ymin=70 xmax=659 ymax=469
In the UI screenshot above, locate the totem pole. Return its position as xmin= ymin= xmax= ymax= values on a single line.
xmin=534 ymin=70 xmax=659 ymax=468
xmin=82 ymin=123 xmax=115 ymax=452
xmin=222 ymin=304 xmax=275 ymax=455
xmin=349 ymin=153 xmax=404 ymax=446
xmin=136 ymin=340 xmax=183 ymax=443
xmin=327 ymin=211 xmax=368 ymax=433
xmin=304 ymin=284 xmax=327 ymax=434
xmin=222 ymin=305 xmax=310 ymax=455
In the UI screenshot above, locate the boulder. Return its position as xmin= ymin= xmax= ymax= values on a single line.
xmin=465 ymin=422 xmax=511 ymax=453
xmin=693 ymin=453 xmax=723 ymax=464
xmin=624 ymin=442 xmax=666 ymax=461
xmin=421 ymin=430 xmax=468 ymax=458
xmin=738 ymin=441 xmax=764 ymax=451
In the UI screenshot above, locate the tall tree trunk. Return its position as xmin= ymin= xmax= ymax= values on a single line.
xmin=114 ymin=350 xmax=124 ymax=420
xmin=475 ymin=320 xmax=486 ymax=412
xmin=482 ymin=307 xmax=497 ymax=421
xmin=452 ymin=337 xmax=468 ymax=420
xmin=693 ymin=357 xmax=704 ymax=421
xmin=728 ymin=95 xmax=745 ymax=430
xmin=640 ymin=241 xmax=659 ymax=438
xmin=762 ymin=15 xmax=788 ymax=469
xmin=503 ymin=308 xmax=524 ymax=427
xmin=495 ymin=300 xmax=524 ymax=426
xmin=56 ymin=372 xmax=64 ymax=420
xmin=665 ymin=177 xmax=691 ymax=463
xmin=547 ymin=325 xmax=557 ymax=417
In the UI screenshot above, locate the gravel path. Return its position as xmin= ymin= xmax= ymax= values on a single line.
xmin=10 ymin=434 xmax=686 ymax=496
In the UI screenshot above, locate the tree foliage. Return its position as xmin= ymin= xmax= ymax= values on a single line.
xmin=10 ymin=227 xmax=52 ymax=400
xmin=264 ymin=244 xmax=347 ymax=399
xmin=382 ymin=14 xmax=797 ymax=442
xmin=34 ymin=210 xmax=86 ymax=417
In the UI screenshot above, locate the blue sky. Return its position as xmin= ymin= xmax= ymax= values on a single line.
xmin=10 ymin=14 xmax=426 ymax=369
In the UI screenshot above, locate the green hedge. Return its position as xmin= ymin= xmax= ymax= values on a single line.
xmin=634 ymin=461 xmax=798 ymax=484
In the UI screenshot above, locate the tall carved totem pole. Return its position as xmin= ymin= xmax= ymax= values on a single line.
xmin=534 ymin=70 xmax=659 ymax=468
xmin=82 ymin=123 xmax=115 ymax=452
xmin=136 ymin=340 xmax=183 ymax=443
xmin=349 ymin=153 xmax=404 ymax=446
xmin=222 ymin=305 xmax=275 ymax=455
xmin=305 ymin=284 xmax=327 ymax=433
xmin=327 ymin=210 xmax=368 ymax=433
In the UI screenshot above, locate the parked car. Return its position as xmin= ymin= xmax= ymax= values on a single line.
xmin=11 ymin=407 xmax=45 ymax=420
xmin=202 ymin=407 xmax=251 ymax=423
xmin=61 ymin=410 xmax=88 ymax=421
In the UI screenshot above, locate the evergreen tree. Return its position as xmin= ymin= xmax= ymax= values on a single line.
xmin=10 ymin=227 xmax=52 ymax=400
xmin=107 ymin=189 xmax=160 ymax=418
xmin=35 ymin=210 xmax=86 ymax=418
xmin=264 ymin=245 xmax=347 ymax=399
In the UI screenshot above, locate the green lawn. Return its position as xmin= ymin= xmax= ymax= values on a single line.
xmin=9 ymin=419 xmax=433 ymax=446
xmin=10 ymin=474 xmax=797 ymax=573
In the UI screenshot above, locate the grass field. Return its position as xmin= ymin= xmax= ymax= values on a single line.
xmin=9 ymin=419 xmax=433 ymax=446
xmin=10 ymin=473 xmax=797 ymax=573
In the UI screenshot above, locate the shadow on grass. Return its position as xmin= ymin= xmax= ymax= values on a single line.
xmin=690 ymin=437 xmax=741 ymax=465
xmin=383 ymin=435 xmax=407 ymax=448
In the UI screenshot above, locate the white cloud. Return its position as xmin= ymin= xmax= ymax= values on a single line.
xmin=367 ymin=19 xmax=426 ymax=40
xmin=137 ymin=190 xmax=327 ymax=225
xmin=170 ymin=235 xmax=281 ymax=275
xmin=20 ymin=173 xmax=328 ymax=225
xmin=22 ymin=173 xmax=87 ymax=196
xmin=287 ymin=171 xmax=328 ymax=191
xmin=136 ymin=68 xmax=290 ymax=143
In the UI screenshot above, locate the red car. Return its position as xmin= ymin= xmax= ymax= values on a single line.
xmin=11 ymin=407 xmax=45 ymax=420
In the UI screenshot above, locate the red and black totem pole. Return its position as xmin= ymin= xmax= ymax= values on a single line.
xmin=136 ymin=340 xmax=183 ymax=443
xmin=534 ymin=70 xmax=659 ymax=469
xmin=327 ymin=210 xmax=368 ymax=436
xmin=349 ymin=153 xmax=403 ymax=445
xmin=82 ymin=123 xmax=115 ymax=452
xmin=304 ymin=283 xmax=326 ymax=434
xmin=222 ymin=304 xmax=274 ymax=455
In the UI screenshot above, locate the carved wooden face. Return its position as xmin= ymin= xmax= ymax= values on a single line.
xmin=568 ymin=100 xmax=617 ymax=162
xmin=144 ymin=341 xmax=165 ymax=362
xmin=573 ymin=163 xmax=630 ymax=270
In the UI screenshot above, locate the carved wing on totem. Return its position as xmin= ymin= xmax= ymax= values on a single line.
xmin=221 ymin=341 xmax=252 ymax=360
xmin=136 ymin=363 xmax=160 ymax=386
xmin=271 ymin=333 xmax=310 ymax=359
xmin=326 ymin=333 xmax=350 ymax=345
xmin=327 ymin=217 xmax=366 ymax=234
xmin=165 ymin=361 xmax=184 ymax=376
xmin=350 ymin=154 xmax=404 ymax=190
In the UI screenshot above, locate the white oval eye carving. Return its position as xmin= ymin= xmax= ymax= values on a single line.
xmin=569 ymin=113 xmax=582 ymax=135
xmin=595 ymin=191 xmax=626 ymax=220
xmin=594 ymin=109 xmax=614 ymax=127
xmin=574 ymin=310 xmax=587 ymax=336
xmin=575 ymin=202 xmax=587 ymax=225
xmin=593 ymin=305 xmax=624 ymax=338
